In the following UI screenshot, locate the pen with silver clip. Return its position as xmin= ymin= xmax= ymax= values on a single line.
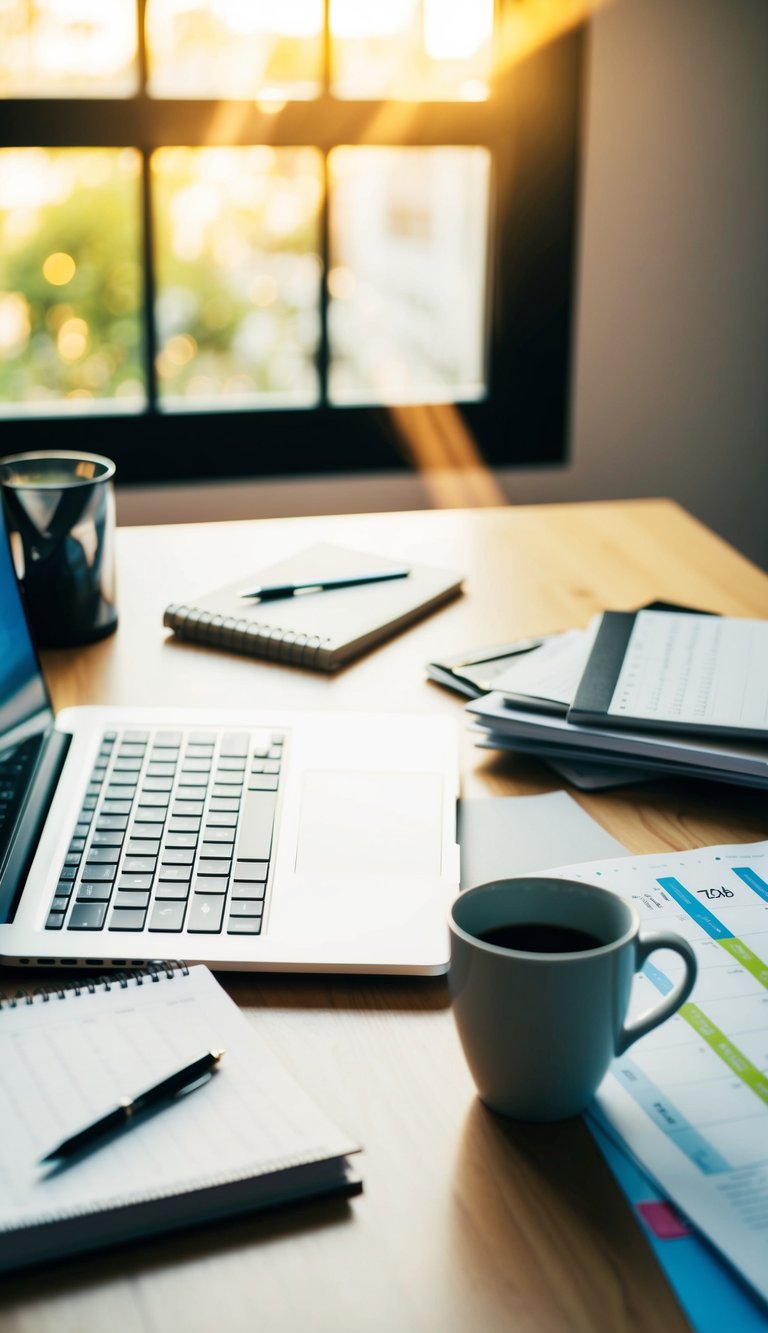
xmin=40 ymin=1049 xmax=225 ymax=1163
xmin=240 ymin=568 xmax=410 ymax=600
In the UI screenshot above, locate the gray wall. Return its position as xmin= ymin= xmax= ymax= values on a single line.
xmin=119 ymin=0 xmax=768 ymax=568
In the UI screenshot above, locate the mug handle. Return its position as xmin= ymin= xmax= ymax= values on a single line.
xmin=616 ymin=930 xmax=698 ymax=1056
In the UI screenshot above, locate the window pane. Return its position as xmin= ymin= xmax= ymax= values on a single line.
xmin=146 ymin=0 xmax=323 ymax=100
xmin=330 ymin=0 xmax=493 ymax=101
xmin=328 ymin=147 xmax=489 ymax=407
xmin=0 ymin=149 xmax=145 ymax=416
xmin=152 ymin=147 xmax=322 ymax=410
xmin=0 ymin=1 xmax=138 ymax=97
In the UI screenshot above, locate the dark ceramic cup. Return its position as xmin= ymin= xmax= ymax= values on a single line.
xmin=0 ymin=450 xmax=118 ymax=648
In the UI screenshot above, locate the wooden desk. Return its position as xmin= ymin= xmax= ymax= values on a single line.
xmin=2 ymin=500 xmax=767 ymax=1333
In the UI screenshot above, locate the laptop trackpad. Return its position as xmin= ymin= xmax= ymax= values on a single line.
xmin=295 ymin=771 xmax=443 ymax=876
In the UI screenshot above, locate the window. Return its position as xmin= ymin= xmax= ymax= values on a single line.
xmin=0 ymin=2 xmax=584 ymax=484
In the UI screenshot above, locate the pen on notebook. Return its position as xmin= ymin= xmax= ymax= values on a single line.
xmin=240 ymin=568 xmax=410 ymax=600
xmin=40 ymin=1049 xmax=225 ymax=1164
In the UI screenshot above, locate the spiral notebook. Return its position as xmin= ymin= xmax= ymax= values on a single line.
xmin=163 ymin=543 xmax=463 ymax=671
xmin=0 ymin=964 xmax=360 ymax=1272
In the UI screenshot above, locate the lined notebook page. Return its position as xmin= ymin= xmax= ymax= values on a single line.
xmin=0 ymin=966 xmax=355 ymax=1231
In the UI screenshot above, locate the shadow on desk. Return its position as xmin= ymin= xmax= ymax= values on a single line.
xmin=449 ymin=1100 xmax=687 ymax=1331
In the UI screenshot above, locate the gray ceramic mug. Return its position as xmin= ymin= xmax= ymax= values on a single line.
xmin=449 ymin=876 xmax=697 ymax=1122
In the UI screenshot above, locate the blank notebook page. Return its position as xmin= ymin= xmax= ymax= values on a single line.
xmin=0 ymin=966 xmax=355 ymax=1230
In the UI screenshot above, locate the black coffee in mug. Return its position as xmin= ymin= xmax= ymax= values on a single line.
xmin=477 ymin=923 xmax=604 ymax=953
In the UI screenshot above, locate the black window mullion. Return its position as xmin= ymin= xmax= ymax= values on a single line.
xmin=139 ymin=150 xmax=159 ymax=414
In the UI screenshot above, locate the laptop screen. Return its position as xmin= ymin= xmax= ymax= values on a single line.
xmin=0 ymin=501 xmax=54 ymax=881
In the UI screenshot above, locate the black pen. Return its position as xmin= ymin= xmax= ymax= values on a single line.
xmin=240 ymin=568 xmax=410 ymax=600
xmin=40 ymin=1049 xmax=225 ymax=1163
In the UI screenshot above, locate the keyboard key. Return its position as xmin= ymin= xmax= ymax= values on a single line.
xmin=155 ymin=881 xmax=190 ymax=900
xmin=164 ymin=832 xmax=198 ymax=848
xmin=114 ymin=890 xmax=151 ymax=909
xmin=220 ymin=733 xmax=248 ymax=756
xmin=58 ymin=865 xmax=77 ymax=881
xmin=68 ymin=902 xmax=108 ymax=930
xmin=267 ymin=747 xmax=282 ymax=760
xmin=77 ymin=808 xmax=94 ymax=825
xmin=96 ymin=814 xmax=128 ymax=831
xmin=233 ymin=859 xmax=268 ymax=882
xmin=133 ymin=820 xmax=170 ymax=839
xmin=193 ymin=875 xmax=228 ymax=894
xmin=168 ymin=817 xmax=201 ymax=834
xmin=118 ymin=873 xmax=153 ymax=890
xmin=181 ymin=758 xmax=211 ymax=773
xmin=177 ymin=772 xmax=208 ymax=787
xmin=216 ymin=757 xmax=245 ymax=771
xmin=51 ymin=895 xmax=71 ymax=913
xmin=137 ymin=791 xmax=169 ymax=808
xmin=122 ymin=731 xmax=149 ymax=744
xmin=74 ymin=822 xmax=91 ymax=839
xmin=146 ymin=763 xmax=176 ymax=778
xmin=205 ymin=811 xmax=238 ymax=828
xmin=131 ymin=808 xmax=165 ymax=824
xmin=208 ymin=798 xmax=240 ymax=813
xmin=172 ymin=802 xmax=204 ymax=818
xmin=45 ymin=911 xmax=65 ymax=930
xmin=55 ymin=879 xmax=75 ymax=897
xmin=77 ymin=882 xmax=113 ymax=902
xmin=212 ymin=785 xmax=242 ymax=799
xmin=263 ymin=760 xmax=280 ymax=774
xmin=149 ymin=900 xmax=186 ymax=932
xmin=187 ymin=894 xmax=224 ymax=932
xmin=109 ymin=907 xmax=147 ymax=931
xmin=105 ymin=785 xmax=136 ymax=801
xmin=108 ymin=772 xmax=140 ymax=787
xmin=161 ymin=848 xmax=195 ymax=865
xmin=154 ymin=731 xmax=182 ymax=747
xmin=81 ymin=863 xmax=117 ymax=882
xmin=84 ymin=846 xmax=120 ymax=864
xmin=123 ymin=856 xmax=157 ymax=873
xmin=112 ymin=757 xmax=142 ymax=771
xmin=271 ymin=733 xmax=284 ymax=744
xmin=189 ymin=731 xmax=216 ymax=745
xmin=201 ymin=828 xmax=235 ymax=844
xmin=248 ymin=775 xmax=279 ymax=792
xmin=228 ymin=901 xmax=264 ymax=918
xmin=158 ymin=865 xmax=191 ymax=882
xmin=127 ymin=838 xmax=160 ymax=856
xmin=237 ymin=791 xmax=277 ymax=861
xmin=142 ymin=777 xmax=174 ymax=792
xmin=212 ymin=773 xmax=243 ymax=787
xmin=68 ymin=837 xmax=86 ymax=852
xmin=226 ymin=918 xmax=262 ymax=935
xmin=197 ymin=858 xmax=231 ymax=876
xmin=231 ymin=883 xmax=267 ymax=901
xmin=63 ymin=851 xmax=82 ymax=866
xmin=91 ymin=829 xmax=125 ymax=847
xmin=101 ymin=801 xmax=133 ymax=816
xmin=201 ymin=842 xmax=233 ymax=860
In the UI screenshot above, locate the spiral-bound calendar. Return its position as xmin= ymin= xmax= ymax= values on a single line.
xmin=0 ymin=964 xmax=360 ymax=1271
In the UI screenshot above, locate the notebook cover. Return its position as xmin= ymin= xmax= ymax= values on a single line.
xmin=164 ymin=543 xmax=463 ymax=671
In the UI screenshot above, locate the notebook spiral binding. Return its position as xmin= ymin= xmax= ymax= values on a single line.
xmin=164 ymin=604 xmax=332 ymax=668
xmin=0 ymin=960 xmax=189 ymax=1009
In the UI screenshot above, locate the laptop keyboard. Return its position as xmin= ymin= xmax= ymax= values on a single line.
xmin=44 ymin=728 xmax=284 ymax=937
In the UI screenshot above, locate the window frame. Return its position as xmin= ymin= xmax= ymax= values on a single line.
xmin=0 ymin=9 xmax=584 ymax=486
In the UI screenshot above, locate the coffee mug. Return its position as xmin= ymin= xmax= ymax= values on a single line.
xmin=0 ymin=450 xmax=117 ymax=649
xmin=448 ymin=876 xmax=697 ymax=1122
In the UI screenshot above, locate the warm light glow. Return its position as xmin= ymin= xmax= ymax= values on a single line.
xmin=327 ymin=266 xmax=356 ymax=300
xmin=423 ymin=0 xmax=493 ymax=61
xmin=330 ymin=0 xmax=415 ymax=40
xmin=57 ymin=317 xmax=89 ymax=361
xmin=164 ymin=333 xmax=198 ymax=366
xmin=42 ymin=251 xmax=76 ymax=285
xmin=0 ymin=294 xmax=31 ymax=356
xmin=0 ymin=0 xmax=138 ymax=95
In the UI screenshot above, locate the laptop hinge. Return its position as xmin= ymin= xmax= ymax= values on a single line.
xmin=0 ymin=728 xmax=72 ymax=924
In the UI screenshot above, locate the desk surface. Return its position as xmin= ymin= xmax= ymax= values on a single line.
xmin=3 ymin=500 xmax=767 ymax=1333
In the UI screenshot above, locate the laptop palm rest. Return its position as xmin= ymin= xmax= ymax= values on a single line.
xmin=295 ymin=771 xmax=443 ymax=876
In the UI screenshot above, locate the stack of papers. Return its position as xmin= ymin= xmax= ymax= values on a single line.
xmin=466 ymin=611 xmax=768 ymax=789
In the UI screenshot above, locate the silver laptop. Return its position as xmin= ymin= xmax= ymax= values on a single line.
xmin=0 ymin=512 xmax=459 ymax=976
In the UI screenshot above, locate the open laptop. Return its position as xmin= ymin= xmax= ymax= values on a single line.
xmin=0 ymin=507 xmax=459 ymax=975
